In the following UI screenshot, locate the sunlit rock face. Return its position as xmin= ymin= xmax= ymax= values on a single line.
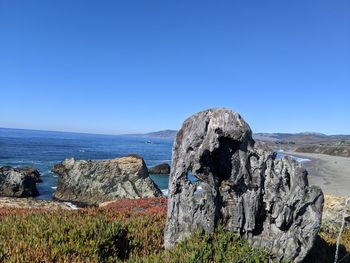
xmin=164 ymin=108 xmax=324 ymax=262
xmin=52 ymin=155 xmax=163 ymax=206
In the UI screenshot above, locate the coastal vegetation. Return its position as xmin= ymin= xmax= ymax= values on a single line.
xmin=0 ymin=198 xmax=270 ymax=262
xmin=0 ymin=198 xmax=349 ymax=262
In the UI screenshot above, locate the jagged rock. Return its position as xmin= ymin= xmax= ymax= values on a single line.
xmin=149 ymin=163 xmax=171 ymax=174
xmin=0 ymin=166 xmax=40 ymax=197
xmin=164 ymin=108 xmax=324 ymax=262
xmin=52 ymin=155 xmax=163 ymax=205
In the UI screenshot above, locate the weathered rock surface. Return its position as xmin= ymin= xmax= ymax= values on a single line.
xmin=0 ymin=166 xmax=40 ymax=197
xmin=52 ymin=155 xmax=163 ymax=205
xmin=164 ymin=108 xmax=324 ymax=262
xmin=149 ymin=163 xmax=171 ymax=174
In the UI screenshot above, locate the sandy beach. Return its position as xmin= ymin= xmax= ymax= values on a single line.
xmin=283 ymin=151 xmax=350 ymax=196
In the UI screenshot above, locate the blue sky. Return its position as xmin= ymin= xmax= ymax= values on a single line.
xmin=0 ymin=1 xmax=349 ymax=135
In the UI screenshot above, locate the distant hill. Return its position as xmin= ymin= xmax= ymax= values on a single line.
xmin=254 ymin=132 xmax=350 ymax=157
xmin=125 ymin=130 xmax=350 ymax=157
xmin=253 ymin=132 xmax=350 ymax=144
xmin=127 ymin=130 xmax=350 ymax=142
xmin=127 ymin=130 xmax=178 ymax=139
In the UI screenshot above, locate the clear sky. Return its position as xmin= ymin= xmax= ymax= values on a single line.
xmin=0 ymin=1 xmax=349 ymax=135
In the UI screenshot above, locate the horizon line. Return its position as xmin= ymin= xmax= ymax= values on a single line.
xmin=0 ymin=126 xmax=349 ymax=137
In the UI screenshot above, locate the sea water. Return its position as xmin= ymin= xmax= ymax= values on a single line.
xmin=0 ymin=128 xmax=308 ymax=200
xmin=0 ymin=128 xmax=174 ymax=200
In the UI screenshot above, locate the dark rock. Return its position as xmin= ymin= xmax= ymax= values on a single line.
xmin=20 ymin=167 xmax=42 ymax=183
xmin=0 ymin=166 xmax=40 ymax=197
xmin=149 ymin=163 xmax=170 ymax=174
xmin=52 ymin=155 xmax=163 ymax=206
xmin=164 ymin=108 xmax=324 ymax=262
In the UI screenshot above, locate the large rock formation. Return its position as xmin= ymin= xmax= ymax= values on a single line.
xmin=164 ymin=109 xmax=324 ymax=262
xmin=52 ymin=155 xmax=163 ymax=205
xmin=148 ymin=163 xmax=171 ymax=174
xmin=0 ymin=166 xmax=40 ymax=197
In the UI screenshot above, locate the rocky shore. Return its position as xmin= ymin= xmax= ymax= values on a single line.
xmin=0 ymin=109 xmax=348 ymax=262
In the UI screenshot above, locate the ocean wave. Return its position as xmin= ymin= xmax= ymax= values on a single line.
xmin=292 ymin=156 xmax=311 ymax=163
xmin=279 ymin=154 xmax=311 ymax=163
xmin=8 ymin=160 xmax=42 ymax=164
xmin=161 ymin=189 xmax=168 ymax=196
xmin=51 ymin=186 xmax=57 ymax=190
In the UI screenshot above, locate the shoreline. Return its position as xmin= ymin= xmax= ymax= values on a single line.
xmin=282 ymin=151 xmax=350 ymax=196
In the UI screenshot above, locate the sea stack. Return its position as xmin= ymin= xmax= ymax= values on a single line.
xmin=164 ymin=108 xmax=324 ymax=262
xmin=52 ymin=155 xmax=163 ymax=206
xmin=148 ymin=163 xmax=171 ymax=174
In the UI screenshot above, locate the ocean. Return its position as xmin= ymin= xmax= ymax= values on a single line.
xmin=0 ymin=128 xmax=309 ymax=201
xmin=0 ymin=128 xmax=174 ymax=200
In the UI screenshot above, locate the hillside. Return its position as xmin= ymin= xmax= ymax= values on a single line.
xmin=126 ymin=130 xmax=178 ymax=139
xmin=254 ymin=132 xmax=350 ymax=157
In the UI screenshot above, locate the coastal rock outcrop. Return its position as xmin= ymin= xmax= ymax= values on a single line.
xmin=148 ymin=163 xmax=170 ymax=174
xmin=0 ymin=166 xmax=40 ymax=197
xmin=52 ymin=155 xmax=163 ymax=205
xmin=164 ymin=108 xmax=324 ymax=262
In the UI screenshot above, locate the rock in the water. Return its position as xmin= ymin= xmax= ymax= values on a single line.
xmin=52 ymin=155 xmax=163 ymax=205
xmin=149 ymin=163 xmax=171 ymax=174
xmin=164 ymin=108 xmax=324 ymax=262
xmin=0 ymin=166 xmax=40 ymax=197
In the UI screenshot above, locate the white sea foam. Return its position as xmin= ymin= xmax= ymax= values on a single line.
xmin=11 ymin=160 xmax=43 ymax=165
xmin=279 ymin=154 xmax=311 ymax=163
xmin=291 ymin=156 xmax=311 ymax=163
xmin=161 ymin=189 xmax=168 ymax=196
xmin=51 ymin=186 xmax=57 ymax=190
xmin=64 ymin=202 xmax=79 ymax=210
xmin=194 ymin=185 xmax=203 ymax=195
